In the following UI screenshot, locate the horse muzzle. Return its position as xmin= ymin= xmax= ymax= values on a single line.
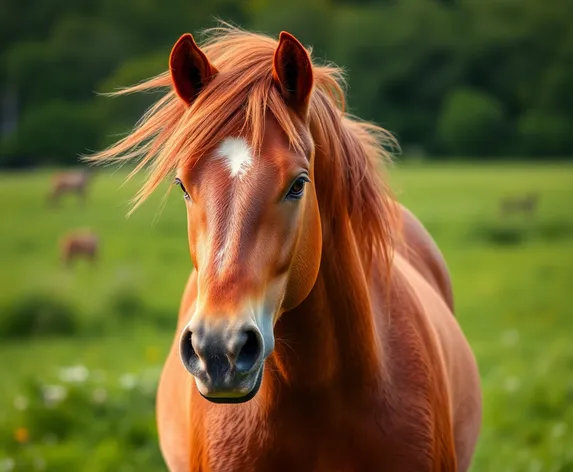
xmin=179 ymin=318 xmax=266 ymax=403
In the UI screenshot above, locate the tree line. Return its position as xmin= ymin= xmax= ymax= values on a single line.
xmin=1 ymin=0 xmax=572 ymax=167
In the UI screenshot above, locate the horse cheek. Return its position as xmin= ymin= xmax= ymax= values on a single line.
xmin=282 ymin=191 xmax=322 ymax=311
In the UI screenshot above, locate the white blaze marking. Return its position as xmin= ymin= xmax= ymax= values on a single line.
xmin=211 ymin=137 xmax=253 ymax=273
xmin=215 ymin=137 xmax=253 ymax=179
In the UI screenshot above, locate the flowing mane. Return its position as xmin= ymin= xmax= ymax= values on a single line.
xmin=88 ymin=25 xmax=400 ymax=267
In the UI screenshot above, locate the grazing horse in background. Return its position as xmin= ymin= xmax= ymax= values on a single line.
xmin=60 ymin=230 xmax=99 ymax=267
xmin=89 ymin=26 xmax=481 ymax=472
xmin=499 ymin=192 xmax=539 ymax=218
xmin=48 ymin=168 xmax=92 ymax=206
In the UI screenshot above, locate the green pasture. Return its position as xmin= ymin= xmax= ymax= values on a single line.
xmin=0 ymin=163 xmax=572 ymax=471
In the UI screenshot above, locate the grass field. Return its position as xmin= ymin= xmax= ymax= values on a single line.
xmin=1 ymin=163 xmax=572 ymax=471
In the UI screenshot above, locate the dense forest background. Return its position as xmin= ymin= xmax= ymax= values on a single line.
xmin=1 ymin=0 xmax=572 ymax=167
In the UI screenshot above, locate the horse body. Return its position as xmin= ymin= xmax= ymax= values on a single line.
xmin=61 ymin=230 xmax=99 ymax=266
xmin=48 ymin=169 xmax=91 ymax=205
xmin=156 ymin=204 xmax=480 ymax=472
xmin=90 ymin=26 xmax=481 ymax=472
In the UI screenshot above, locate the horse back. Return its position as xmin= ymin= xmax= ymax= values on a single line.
xmin=396 ymin=205 xmax=454 ymax=312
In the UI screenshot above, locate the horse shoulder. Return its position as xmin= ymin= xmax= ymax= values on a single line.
xmin=391 ymin=254 xmax=481 ymax=472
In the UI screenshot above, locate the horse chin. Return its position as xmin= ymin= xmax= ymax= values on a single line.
xmin=198 ymin=368 xmax=264 ymax=404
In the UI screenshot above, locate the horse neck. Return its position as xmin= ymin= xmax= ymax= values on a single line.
xmin=268 ymin=220 xmax=386 ymax=398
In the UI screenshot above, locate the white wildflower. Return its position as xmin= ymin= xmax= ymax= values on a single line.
xmin=92 ymin=388 xmax=107 ymax=404
xmin=504 ymin=376 xmax=520 ymax=393
xmin=42 ymin=385 xmax=67 ymax=406
xmin=529 ymin=460 xmax=543 ymax=472
xmin=501 ymin=329 xmax=519 ymax=346
xmin=119 ymin=374 xmax=137 ymax=390
xmin=13 ymin=395 xmax=28 ymax=411
xmin=0 ymin=458 xmax=14 ymax=472
xmin=33 ymin=457 xmax=46 ymax=471
xmin=59 ymin=365 xmax=89 ymax=383
xmin=552 ymin=422 xmax=566 ymax=438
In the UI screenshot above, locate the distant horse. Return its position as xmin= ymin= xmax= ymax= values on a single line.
xmin=499 ymin=192 xmax=539 ymax=218
xmin=60 ymin=230 xmax=99 ymax=267
xmin=48 ymin=168 xmax=92 ymax=206
xmin=89 ymin=27 xmax=481 ymax=471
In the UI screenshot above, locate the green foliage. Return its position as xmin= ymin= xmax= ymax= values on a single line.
xmin=96 ymin=52 xmax=167 ymax=143
xmin=438 ymin=88 xmax=505 ymax=157
xmin=4 ymin=101 xmax=104 ymax=167
xmin=4 ymin=17 xmax=130 ymax=109
xmin=0 ymin=293 xmax=79 ymax=339
xmin=0 ymin=284 xmax=154 ymax=339
xmin=473 ymin=219 xmax=573 ymax=247
xmin=1 ymin=366 xmax=164 ymax=471
xmin=517 ymin=111 xmax=573 ymax=157
xmin=106 ymin=281 xmax=146 ymax=323
xmin=1 ymin=0 xmax=573 ymax=164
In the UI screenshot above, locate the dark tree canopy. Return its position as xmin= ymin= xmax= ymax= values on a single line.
xmin=1 ymin=0 xmax=572 ymax=167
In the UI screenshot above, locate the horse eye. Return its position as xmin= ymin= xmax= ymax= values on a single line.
xmin=285 ymin=175 xmax=310 ymax=200
xmin=174 ymin=178 xmax=191 ymax=201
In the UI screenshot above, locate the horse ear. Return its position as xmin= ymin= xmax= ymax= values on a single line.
xmin=272 ymin=31 xmax=313 ymax=117
xmin=169 ymin=33 xmax=218 ymax=106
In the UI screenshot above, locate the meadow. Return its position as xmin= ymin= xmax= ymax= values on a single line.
xmin=1 ymin=162 xmax=572 ymax=471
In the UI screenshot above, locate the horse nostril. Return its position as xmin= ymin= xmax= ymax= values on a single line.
xmin=235 ymin=329 xmax=262 ymax=373
xmin=180 ymin=330 xmax=198 ymax=372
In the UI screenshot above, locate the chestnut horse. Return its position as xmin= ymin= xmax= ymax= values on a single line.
xmin=48 ymin=168 xmax=92 ymax=206
xmin=89 ymin=27 xmax=481 ymax=471
xmin=499 ymin=192 xmax=539 ymax=218
xmin=60 ymin=230 xmax=99 ymax=267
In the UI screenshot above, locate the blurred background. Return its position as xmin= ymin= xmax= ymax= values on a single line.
xmin=1 ymin=0 xmax=572 ymax=470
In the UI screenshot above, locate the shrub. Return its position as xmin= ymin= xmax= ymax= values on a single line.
xmin=471 ymin=219 xmax=573 ymax=247
xmin=96 ymin=52 xmax=167 ymax=147
xmin=0 ymin=293 xmax=79 ymax=339
xmin=6 ymin=101 xmax=104 ymax=168
xmin=107 ymin=284 xmax=145 ymax=322
xmin=438 ymin=88 xmax=505 ymax=156
xmin=517 ymin=111 xmax=573 ymax=157
xmin=474 ymin=223 xmax=527 ymax=246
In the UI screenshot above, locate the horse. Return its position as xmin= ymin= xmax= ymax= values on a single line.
xmin=48 ymin=168 xmax=92 ymax=206
xmin=499 ymin=192 xmax=539 ymax=218
xmin=88 ymin=26 xmax=482 ymax=471
xmin=60 ymin=230 xmax=99 ymax=267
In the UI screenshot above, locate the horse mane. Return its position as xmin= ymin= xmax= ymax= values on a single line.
xmin=87 ymin=24 xmax=401 ymax=268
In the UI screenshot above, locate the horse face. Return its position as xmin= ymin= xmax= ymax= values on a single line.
xmin=169 ymin=31 xmax=320 ymax=402
xmin=176 ymin=116 xmax=321 ymax=402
